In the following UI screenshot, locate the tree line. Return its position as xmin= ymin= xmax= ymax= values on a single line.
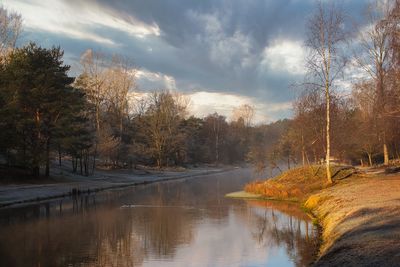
xmin=257 ymin=0 xmax=400 ymax=182
xmin=1 ymin=1 xmax=399 ymax=180
xmin=0 ymin=6 xmax=289 ymax=177
xmin=0 ymin=44 xmax=281 ymax=177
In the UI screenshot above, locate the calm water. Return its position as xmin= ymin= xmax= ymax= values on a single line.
xmin=0 ymin=168 xmax=318 ymax=267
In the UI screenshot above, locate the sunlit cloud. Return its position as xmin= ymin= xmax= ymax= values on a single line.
xmin=128 ymin=90 xmax=291 ymax=124
xmin=136 ymin=69 xmax=177 ymax=90
xmin=188 ymin=92 xmax=292 ymax=124
xmin=3 ymin=0 xmax=160 ymax=45
xmin=261 ymin=39 xmax=306 ymax=75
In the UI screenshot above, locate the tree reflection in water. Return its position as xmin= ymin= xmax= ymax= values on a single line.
xmin=249 ymin=201 xmax=319 ymax=267
xmin=0 ymin=169 xmax=318 ymax=267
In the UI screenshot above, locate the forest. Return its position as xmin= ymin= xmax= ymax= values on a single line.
xmin=0 ymin=41 xmax=288 ymax=177
xmin=0 ymin=0 xmax=399 ymax=179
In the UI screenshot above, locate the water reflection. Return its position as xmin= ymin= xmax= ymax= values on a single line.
xmin=0 ymin=169 xmax=318 ymax=267
xmin=248 ymin=201 xmax=318 ymax=267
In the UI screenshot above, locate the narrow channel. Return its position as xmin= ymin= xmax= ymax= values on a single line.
xmin=0 ymin=168 xmax=318 ymax=267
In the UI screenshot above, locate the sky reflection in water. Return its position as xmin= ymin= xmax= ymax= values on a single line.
xmin=0 ymin=168 xmax=318 ymax=267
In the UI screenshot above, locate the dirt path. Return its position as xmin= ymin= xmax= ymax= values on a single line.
xmin=305 ymin=173 xmax=400 ymax=267
xmin=0 ymin=166 xmax=237 ymax=208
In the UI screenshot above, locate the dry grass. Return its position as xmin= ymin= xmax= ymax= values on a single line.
xmin=245 ymin=165 xmax=355 ymax=201
xmin=304 ymin=174 xmax=400 ymax=266
xmin=245 ymin=164 xmax=400 ymax=266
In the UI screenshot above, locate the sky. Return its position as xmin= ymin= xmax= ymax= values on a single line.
xmin=3 ymin=0 xmax=367 ymax=123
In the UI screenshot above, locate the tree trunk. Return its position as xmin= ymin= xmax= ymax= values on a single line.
xmin=301 ymin=132 xmax=306 ymax=166
xmin=84 ymin=150 xmax=89 ymax=176
xmin=58 ymin=144 xmax=62 ymax=166
xmin=306 ymin=152 xmax=311 ymax=166
xmin=377 ymin=64 xmax=388 ymax=165
xmin=313 ymin=149 xmax=317 ymax=164
xmin=383 ymin=139 xmax=389 ymax=166
xmin=45 ymin=138 xmax=50 ymax=177
xmin=92 ymin=143 xmax=97 ymax=175
xmin=157 ymin=158 xmax=161 ymax=169
xmin=72 ymin=157 xmax=77 ymax=173
xmin=80 ymin=152 xmax=83 ymax=175
xmin=394 ymin=143 xmax=400 ymax=160
xmin=22 ymin=136 xmax=27 ymax=166
xmin=96 ymin=106 xmax=100 ymax=133
xmin=326 ymin=81 xmax=332 ymax=184
xmin=368 ymin=152 xmax=373 ymax=167
xmin=33 ymin=109 xmax=41 ymax=178
xmin=32 ymin=166 xmax=40 ymax=178
xmin=215 ymin=134 xmax=219 ymax=166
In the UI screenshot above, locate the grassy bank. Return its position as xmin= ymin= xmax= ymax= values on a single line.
xmin=243 ymin=165 xmax=400 ymax=266
xmin=245 ymin=165 xmax=355 ymax=202
xmin=303 ymin=174 xmax=400 ymax=267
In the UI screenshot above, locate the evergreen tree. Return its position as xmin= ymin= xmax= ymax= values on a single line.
xmin=0 ymin=43 xmax=79 ymax=177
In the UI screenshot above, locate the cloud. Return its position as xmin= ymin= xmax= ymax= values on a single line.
xmin=4 ymin=0 xmax=368 ymax=122
xmin=260 ymin=39 xmax=306 ymax=75
xmin=3 ymin=0 xmax=160 ymax=46
xmin=188 ymin=11 xmax=255 ymax=69
xmin=136 ymin=69 xmax=177 ymax=90
xmin=127 ymin=90 xmax=292 ymax=123
xmin=188 ymin=92 xmax=292 ymax=123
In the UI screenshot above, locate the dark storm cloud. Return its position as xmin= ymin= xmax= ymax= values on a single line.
xmin=92 ymin=0 xmax=366 ymax=99
xmin=7 ymin=0 xmax=368 ymax=120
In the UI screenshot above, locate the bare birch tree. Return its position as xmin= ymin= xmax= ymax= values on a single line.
xmin=0 ymin=6 xmax=22 ymax=60
xmin=354 ymin=0 xmax=395 ymax=165
xmin=305 ymin=1 xmax=347 ymax=184
xmin=79 ymin=49 xmax=108 ymax=132
xmin=352 ymin=80 xmax=380 ymax=166
xmin=77 ymin=50 xmax=138 ymax=168
xmin=104 ymin=55 xmax=136 ymax=135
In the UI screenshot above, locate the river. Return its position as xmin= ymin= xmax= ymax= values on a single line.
xmin=0 ymin=168 xmax=318 ymax=267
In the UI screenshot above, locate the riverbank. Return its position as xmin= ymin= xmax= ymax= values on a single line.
xmin=244 ymin=165 xmax=356 ymax=202
xmin=244 ymin=165 xmax=400 ymax=266
xmin=305 ymin=172 xmax=400 ymax=267
xmin=0 ymin=165 xmax=238 ymax=208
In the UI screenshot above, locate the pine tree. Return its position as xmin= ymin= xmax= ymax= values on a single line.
xmin=0 ymin=43 xmax=82 ymax=177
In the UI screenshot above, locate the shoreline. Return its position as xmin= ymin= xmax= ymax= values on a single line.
xmin=0 ymin=166 xmax=239 ymax=209
xmin=241 ymin=166 xmax=400 ymax=266
xmin=305 ymin=173 xmax=400 ymax=267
